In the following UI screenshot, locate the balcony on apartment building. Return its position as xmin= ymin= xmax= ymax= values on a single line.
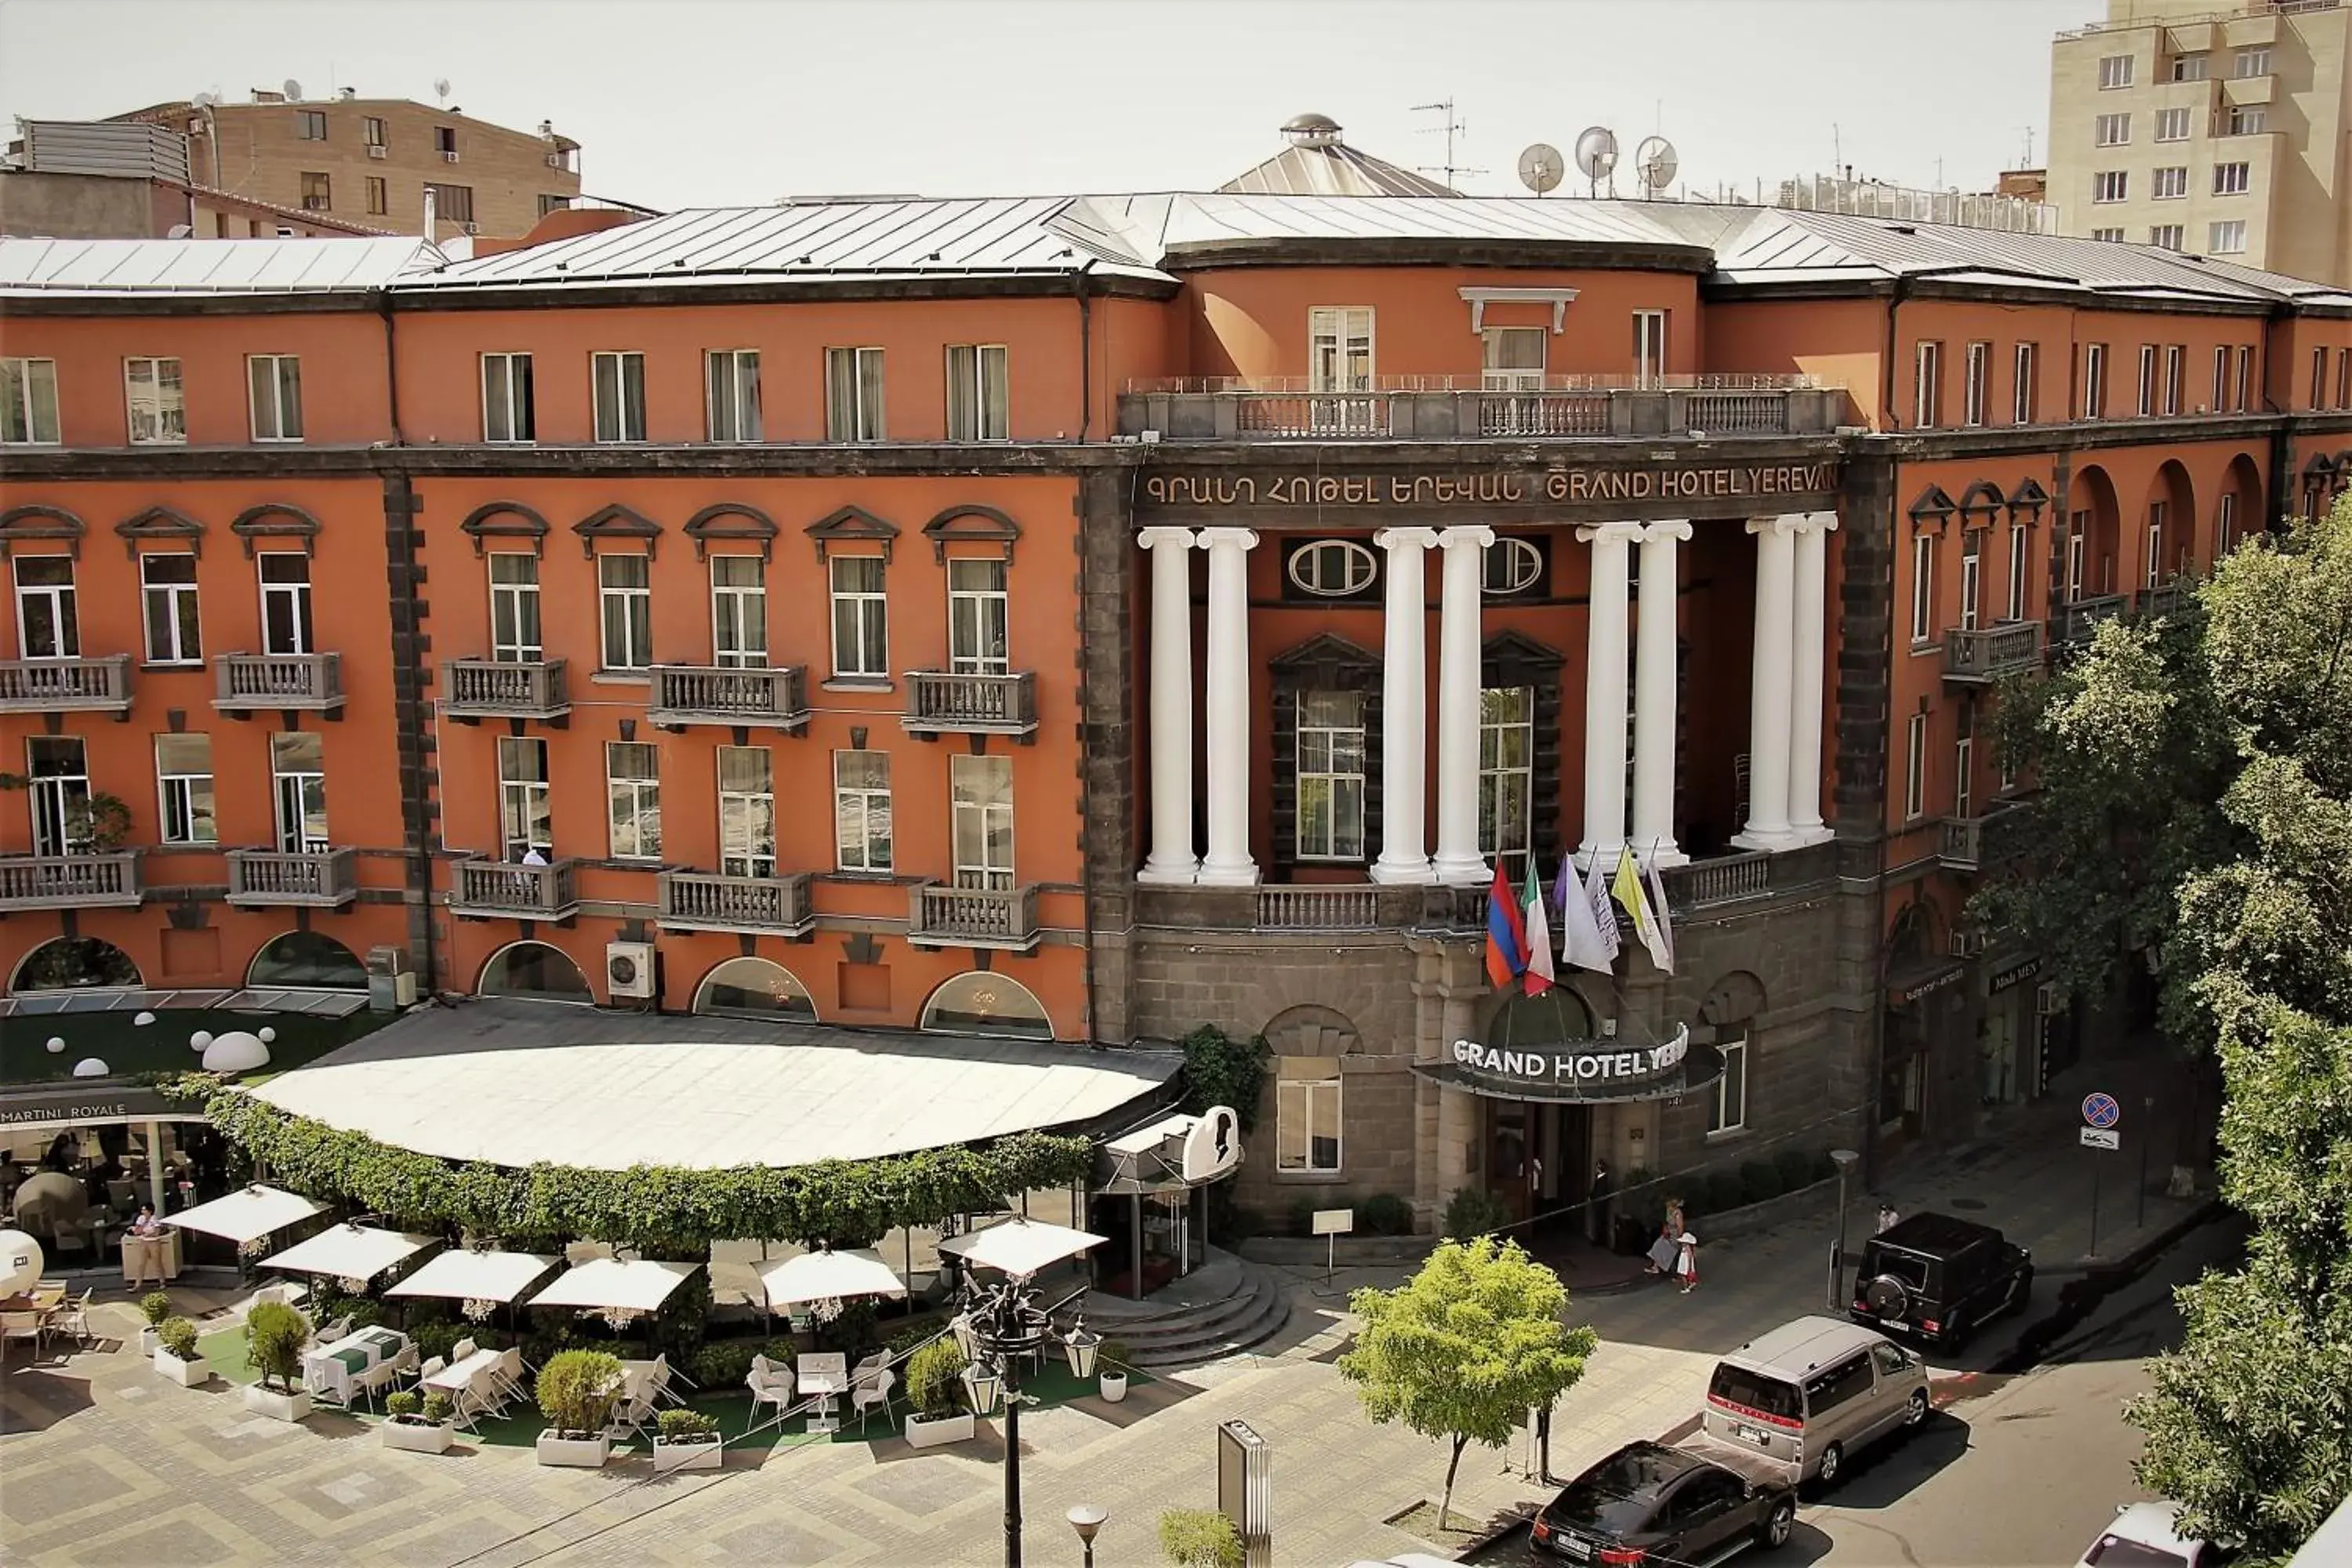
xmin=2051 ymin=593 xmax=2129 ymax=647
xmin=0 ymin=851 xmax=141 ymax=909
xmin=902 ymin=671 xmax=1038 ymax=739
xmin=213 ymin=652 xmax=345 ymax=715
xmin=440 ymin=658 xmax=572 ymax=722
xmin=225 ymin=847 xmax=360 ymax=909
xmin=906 ymin=880 xmax=1040 ymax=951
xmin=1118 ymin=375 xmax=1848 ymax=443
xmin=647 ymin=664 xmax=809 ymax=731
xmin=0 ymin=654 xmax=132 ymax=715
xmin=1940 ymin=804 xmax=2031 ymax=873
xmin=656 ymin=869 xmax=815 ymax=937
xmin=1943 ymin=622 xmax=2046 ymax=684
xmin=2136 ymin=581 xmax=2199 ymax=621
xmin=449 ymin=855 xmax=580 ymax=920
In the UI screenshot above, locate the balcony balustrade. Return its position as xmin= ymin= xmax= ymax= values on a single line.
xmin=0 ymin=851 xmax=140 ymax=909
xmin=656 ymin=869 xmax=815 ymax=936
xmin=2051 ymin=594 xmax=2128 ymax=646
xmin=1117 ymin=376 xmax=1846 ymax=443
xmin=214 ymin=652 xmax=344 ymax=713
xmin=1940 ymin=807 xmax=2029 ymax=873
xmin=226 ymin=847 xmax=359 ymax=908
xmin=1943 ymin=622 xmax=2046 ymax=684
xmin=648 ymin=664 xmax=808 ymax=731
xmin=902 ymin=671 xmax=1038 ymax=738
xmin=441 ymin=658 xmax=571 ymax=720
xmin=906 ymin=880 xmax=1040 ymax=951
xmin=2137 ymin=582 xmax=2197 ymax=621
xmin=1255 ymin=884 xmax=1384 ymax=931
xmin=450 ymin=855 xmax=579 ymax=920
xmin=0 ymin=655 xmax=132 ymax=714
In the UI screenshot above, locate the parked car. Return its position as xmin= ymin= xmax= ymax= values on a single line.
xmin=1530 ymin=1439 xmax=1795 ymax=1564
xmin=2074 ymin=1502 xmax=2219 ymax=1567
xmin=1701 ymin=1315 xmax=1932 ymax=1486
xmin=1849 ymin=1210 xmax=2034 ymax=1350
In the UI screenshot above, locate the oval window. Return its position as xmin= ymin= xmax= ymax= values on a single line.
xmin=1287 ymin=540 xmax=1378 ymax=597
xmin=1483 ymin=537 xmax=1543 ymax=595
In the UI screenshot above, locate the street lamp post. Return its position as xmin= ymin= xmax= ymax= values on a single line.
xmin=1827 ymin=1148 xmax=1861 ymax=1310
xmin=1067 ymin=1504 xmax=1107 ymax=1568
xmin=963 ymin=1278 xmax=1093 ymax=1568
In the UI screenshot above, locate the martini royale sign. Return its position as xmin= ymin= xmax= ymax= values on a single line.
xmin=1450 ymin=1029 xmax=1689 ymax=1089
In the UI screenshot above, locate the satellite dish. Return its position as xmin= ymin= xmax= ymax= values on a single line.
xmin=1636 ymin=136 xmax=1679 ymax=198
xmin=193 ymin=91 xmax=219 ymax=109
xmin=1517 ymin=143 xmax=1564 ymax=197
xmin=283 ymin=78 xmax=303 ymax=102
xmin=1573 ymin=126 xmax=1618 ymax=195
xmin=434 ymin=78 xmax=452 ymax=103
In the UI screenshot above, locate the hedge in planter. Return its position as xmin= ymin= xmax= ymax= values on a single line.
xmin=538 ymin=1348 xmax=625 ymax=1439
xmin=245 ymin=1301 xmax=310 ymax=1393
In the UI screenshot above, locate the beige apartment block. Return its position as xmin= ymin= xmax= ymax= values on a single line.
xmin=111 ymin=93 xmax=580 ymax=241
xmin=2050 ymin=0 xmax=2352 ymax=283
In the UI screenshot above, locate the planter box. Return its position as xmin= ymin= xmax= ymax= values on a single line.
xmin=1099 ymin=1372 xmax=1129 ymax=1404
xmin=652 ymin=1436 xmax=724 ymax=1473
xmin=903 ymin=1410 xmax=976 ymax=1449
xmin=535 ymin=1432 xmax=613 ymax=1469
xmin=154 ymin=1351 xmax=209 ymax=1387
xmin=382 ymin=1419 xmax=456 ymax=1454
xmin=139 ymin=1327 xmax=160 ymax=1356
xmin=242 ymin=1384 xmax=312 ymax=1422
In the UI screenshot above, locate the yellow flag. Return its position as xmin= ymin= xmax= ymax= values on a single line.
xmin=1613 ymin=844 xmax=1672 ymax=972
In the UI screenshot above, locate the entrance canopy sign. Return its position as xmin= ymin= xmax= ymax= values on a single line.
xmin=1414 ymin=1025 xmax=1723 ymax=1104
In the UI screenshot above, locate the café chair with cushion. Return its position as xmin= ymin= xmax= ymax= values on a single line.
xmin=851 ymin=1367 xmax=896 ymax=1431
xmin=451 ymin=1338 xmax=477 ymax=1364
xmin=1 ymin=1311 xmax=45 ymax=1361
xmin=49 ymin=1290 xmax=93 ymax=1348
xmin=308 ymin=1315 xmax=353 ymax=1349
xmin=746 ymin=1356 xmax=794 ymax=1425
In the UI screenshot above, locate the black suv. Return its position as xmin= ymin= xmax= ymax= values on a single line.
xmin=1849 ymin=1211 xmax=2033 ymax=1350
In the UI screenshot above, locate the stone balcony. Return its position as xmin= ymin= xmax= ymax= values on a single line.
xmin=902 ymin=671 xmax=1037 ymax=739
xmin=225 ymin=847 xmax=359 ymax=908
xmin=1118 ymin=376 xmax=1847 ymax=443
xmin=2051 ymin=594 xmax=2128 ymax=647
xmin=0 ymin=851 xmax=141 ymax=909
xmin=214 ymin=652 xmax=344 ymax=714
xmin=1943 ymin=622 xmax=2046 ymax=684
xmin=2137 ymin=582 xmax=2198 ymax=622
xmin=648 ymin=664 xmax=809 ymax=731
xmin=656 ymin=869 xmax=815 ymax=936
xmin=1940 ymin=806 xmax=2030 ymax=873
xmin=0 ymin=655 xmax=132 ymax=715
xmin=449 ymin=856 xmax=580 ymax=920
xmin=441 ymin=658 xmax=571 ymax=721
xmin=906 ymin=880 xmax=1040 ymax=951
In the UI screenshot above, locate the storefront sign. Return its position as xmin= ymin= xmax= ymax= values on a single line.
xmin=1417 ymin=1029 xmax=1721 ymax=1105
xmin=1889 ymin=965 xmax=1965 ymax=1007
xmin=0 ymin=1086 xmax=174 ymax=1127
xmin=1989 ymin=955 xmax=2045 ymax=994
xmin=1181 ymin=1106 xmax=1240 ymax=1183
xmin=1140 ymin=462 xmax=1838 ymax=511
xmin=1450 ymin=1031 xmax=1689 ymax=1087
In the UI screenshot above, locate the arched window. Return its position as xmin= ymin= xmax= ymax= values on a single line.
xmin=1483 ymin=537 xmax=1544 ymax=596
xmin=692 ymin=956 xmax=816 ymax=1022
xmin=246 ymin=931 xmax=367 ymax=990
xmin=1286 ymin=539 xmax=1378 ymax=597
xmin=9 ymin=936 xmax=142 ymax=994
xmin=477 ymin=940 xmax=593 ymax=1004
xmin=920 ymin=971 xmax=1051 ymax=1040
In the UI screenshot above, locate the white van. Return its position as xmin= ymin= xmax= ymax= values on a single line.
xmin=1701 ymin=1315 xmax=1932 ymax=1485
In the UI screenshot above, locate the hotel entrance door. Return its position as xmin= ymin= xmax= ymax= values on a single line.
xmin=1485 ymin=1098 xmax=1592 ymax=1231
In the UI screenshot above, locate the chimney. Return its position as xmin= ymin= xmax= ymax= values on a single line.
xmin=423 ymin=183 xmax=437 ymax=238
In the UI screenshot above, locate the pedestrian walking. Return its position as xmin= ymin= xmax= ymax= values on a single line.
xmin=1646 ymin=1219 xmax=1679 ymax=1276
xmin=1675 ymin=1231 xmax=1700 ymax=1294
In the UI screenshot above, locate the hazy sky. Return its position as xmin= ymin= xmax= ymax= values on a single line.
xmin=2 ymin=0 xmax=2092 ymax=209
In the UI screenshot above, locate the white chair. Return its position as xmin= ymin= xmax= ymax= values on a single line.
xmin=417 ymin=1354 xmax=446 ymax=1388
xmin=746 ymin=1356 xmax=794 ymax=1425
xmin=488 ymin=1347 xmax=527 ymax=1411
xmin=49 ymin=1289 xmax=93 ymax=1348
xmin=310 ymin=1314 xmax=353 ymax=1348
xmin=351 ymin=1346 xmax=412 ymax=1413
xmin=451 ymin=1337 xmax=477 ymax=1363
xmin=851 ymin=1367 xmax=895 ymax=1431
xmin=2 ymin=1311 xmax=45 ymax=1362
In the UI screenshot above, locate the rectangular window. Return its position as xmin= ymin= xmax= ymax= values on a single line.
xmin=247 ymin=354 xmax=303 ymax=441
xmin=1960 ymin=530 xmax=1983 ymax=632
xmin=497 ymin=736 xmax=551 ymax=860
xmin=833 ymin=750 xmax=893 ymax=873
xmin=2213 ymin=344 xmax=2231 ymax=410
xmin=2236 ymin=344 xmax=2255 ymax=410
xmin=2214 ymin=162 xmax=2251 ymax=195
xmin=705 ymin=348 xmax=762 ymax=441
xmin=1632 ymin=310 xmax=1668 ymax=387
xmin=1276 ymin=1058 xmax=1342 ymax=1173
xmin=2 ymin=358 xmax=60 ymax=445
xmin=2092 ymin=170 xmax=2129 ymax=203
xmin=591 ymin=350 xmax=646 ymax=442
xmin=539 ymin=194 xmax=570 ymax=217
xmin=2151 ymin=223 xmax=2185 ymax=250
xmin=434 ymin=125 xmax=457 ymax=155
xmin=1294 ymin=690 xmax=1367 ymax=862
xmin=2218 ymin=491 xmax=2238 ymax=551
xmin=2228 ymin=104 xmax=2267 ymax=136
xmin=270 ymin=731 xmax=328 ymax=855
xmin=824 ymin=346 xmax=886 ymax=441
xmin=710 ymin=555 xmax=768 ymax=668
xmin=1478 ymin=685 xmax=1534 ymax=875
xmin=14 ymin=557 xmax=78 ymax=659
xmin=481 ymin=352 xmax=535 ymax=443
xmin=2147 ymin=508 xmax=2168 ymax=589
xmin=947 ymin=557 xmax=1010 ymax=674
xmin=2068 ymin=515 xmax=2090 ymax=600
xmin=365 ymin=176 xmax=387 ymax=216
xmin=2170 ymin=53 xmax=2208 ymax=82
xmin=2151 ymin=166 xmax=2188 ymax=200
xmin=488 ymin=552 xmax=542 ymax=662
xmin=1963 ymin=342 xmax=1988 ymax=426
xmin=945 ymin=343 xmax=1010 ymax=440
xmin=1308 ymin=307 xmax=1376 ymax=394
xmin=828 ymin=556 xmax=888 ymax=678
xmin=154 ymin=733 xmax=216 ymax=845
xmin=2337 ymin=347 xmax=2350 ymax=410
xmin=2090 ymin=227 xmax=2127 ymax=243
xmin=25 ymin=735 xmax=89 ymax=857
xmin=2138 ymin=344 xmax=2159 ymax=416
xmin=1707 ymin=1037 xmax=1747 ymax=1135
xmin=2007 ymin=522 xmax=2031 ymax=622
xmin=1914 ymin=341 xmax=1941 ymax=428
xmin=364 ymin=115 xmax=386 ymax=148
xmin=2154 ymin=106 xmax=2193 ymax=140
xmin=296 ymin=109 xmax=326 ymax=140
xmin=951 ymin=753 xmax=1014 ymax=889
xmin=2093 ymin=112 xmax=2130 ymax=147
xmin=2084 ymin=342 xmax=2109 ymax=419
xmin=2235 ymin=45 xmax=2271 ymax=76
xmin=259 ymin=554 xmax=313 ymax=655
xmin=299 ymin=172 xmax=330 ymax=212
xmin=2314 ymin=347 xmax=2330 ymax=408
xmin=1481 ymin=326 xmax=1547 ymax=392
xmin=426 ymin=183 xmax=474 ymax=223
xmin=604 ymin=741 xmax=661 ymax=861
xmin=2210 ymin=220 xmax=2248 ymax=253
xmin=125 ymin=356 xmax=185 ymax=444
xmin=2098 ymin=53 xmax=2134 ymax=89
xmin=2165 ymin=344 xmax=2185 ymax=414
xmin=1904 ymin=712 xmax=1929 ymax=821
xmin=2013 ymin=342 xmax=2038 ymax=423
xmin=718 ymin=746 xmax=777 ymax=879
xmin=597 ymin=554 xmax=652 ymax=670
xmin=1910 ymin=532 xmax=1936 ymax=644
xmin=141 ymin=553 xmax=201 ymax=665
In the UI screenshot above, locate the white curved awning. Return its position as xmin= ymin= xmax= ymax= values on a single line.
xmin=528 ymin=1258 xmax=699 ymax=1314
xmin=385 ymin=1248 xmax=558 ymax=1305
xmin=263 ymin=1222 xmax=436 ymax=1279
xmin=169 ymin=1183 xmax=326 ymax=1244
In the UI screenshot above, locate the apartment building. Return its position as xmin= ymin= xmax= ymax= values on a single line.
xmin=2050 ymin=0 xmax=2352 ymax=280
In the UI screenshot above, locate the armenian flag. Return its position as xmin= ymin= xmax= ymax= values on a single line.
xmin=1483 ymin=861 xmax=1527 ymax=989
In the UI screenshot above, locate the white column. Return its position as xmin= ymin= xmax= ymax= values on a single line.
xmin=1576 ymin=521 xmax=1644 ymax=866
xmin=1138 ymin=528 xmax=1201 ymax=884
xmin=1631 ymin=519 xmax=1693 ymax=867
xmin=1734 ymin=515 xmax=1803 ymax=851
xmin=1786 ymin=511 xmax=1839 ymax=846
xmin=1430 ymin=525 xmax=1494 ymax=884
xmin=1197 ymin=528 xmax=1260 ymax=886
xmin=1371 ymin=528 xmax=1439 ymax=884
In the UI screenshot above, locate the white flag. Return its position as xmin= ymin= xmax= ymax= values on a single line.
xmin=1642 ymin=850 xmax=1678 ymax=975
xmin=1522 ymin=873 xmax=1557 ymax=996
xmin=1583 ymin=861 xmax=1621 ymax=965
xmin=1559 ymin=860 xmax=1613 ymax=972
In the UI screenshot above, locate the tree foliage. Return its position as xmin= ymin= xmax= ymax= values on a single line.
xmin=244 ymin=1301 xmax=310 ymax=1394
xmin=1158 ymin=1508 xmax=1243 ymax=1568
xmin=1339 ymin=1236 xmax=1599 ymax=1530
xmin=1178 ymin=1025 xmax=1272 ymax=1131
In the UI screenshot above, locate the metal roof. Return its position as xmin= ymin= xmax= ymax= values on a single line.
xmin=0 ymin=234 xmax=431 ymax=295
xmin=1073 ymin=192 xmax=1712 ymax=260
xmin=1217 ymin=140 xmax=1458 ymax=199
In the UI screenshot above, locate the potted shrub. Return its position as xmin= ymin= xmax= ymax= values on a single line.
xmin=380 ymin=1390 xmax=458 ymax=1455
xmin=1160 ymin=1507 xmax=1243 ymax=1568
xmin=241 ymin=1300 xmax=313 ymax=1421
xmin=902 ymin=1338 xmax=975 ymax=1449
xmin=651 ymin=1406 xmax=724 ymax=1473
xmin=535 ymin=1348 xmax=623 ymax=1468
xmin=138 ymin=1291 xmax=173 ymax=1356
xmin=154 ymin=1316 xmax=208 ymax=1387
xmin=1098 ymin=1339 xmax=1133 ymax=1403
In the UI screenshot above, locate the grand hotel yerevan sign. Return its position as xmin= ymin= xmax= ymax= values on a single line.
xmin=1134 ymin=460 xmax=1842 ymax=527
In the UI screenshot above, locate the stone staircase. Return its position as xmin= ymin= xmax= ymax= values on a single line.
xmin=1072 ymin=1247 xmax=1292 ymax=1370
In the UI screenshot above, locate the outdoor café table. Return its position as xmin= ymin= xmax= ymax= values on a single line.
xmin=424 ymin=1346 xmax=505 ymax=1417
xmin=798 ymin=1370 xmax=843 ymax=1434
xmin=0 ymin=1283 xmax=67 ymax=1314
xmin=303 ymin=1327 xmax=408 ymax=1405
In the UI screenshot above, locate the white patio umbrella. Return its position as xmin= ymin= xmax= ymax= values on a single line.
xmin=938 ymin=1218 xmax=1107 ymax=1280
xmin=385 ymin=1248 xmax=558 ymax=1307
xmin=261 ymin=1222 xmax=437 ymax=1283
xmin=759 ymin=1247 xmax=906 ymax=1312
xmin=169 ymin=1183 xmax=326 ymax=1244
xmin=528 ymin=1257 xmax=700 ymax=1314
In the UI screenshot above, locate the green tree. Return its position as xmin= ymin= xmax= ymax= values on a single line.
xmin=1338 ymin=1236 xmax=1598 ymax=1531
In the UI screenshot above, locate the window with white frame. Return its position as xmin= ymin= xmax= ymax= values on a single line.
xmin=2091 ymin=227 xmax=2127 ymax=242
xmin=2067 ymin=514 xmax=2090 ymax=600
xmin=2007 ymin=522 xmax=2031 ymax=622
xmin=2337 ymin=347 xmax=2350 ymax=409
xmin=2228 ymin=103 xmax=2267 ymax=136
xmin=2234 ymin=45 xmax=2271 ymax=75
xmin=13 ymin=557 xmax=77 ymax=659
xmin=1478 ymin=686 xmax=1534 ymax=875
xmin=1911 ymin=532 xmax=1936 ymax=643
xmin=591 ymin=350 xmax=646 ymax=442
xmin=710 ymin=555 xmax=768 ymax=668
xmin=2098 ymin=53 xmax=2134 ymax=88
xmin=833 ymin=750 xmax=892 ymax=872
xmin=825 ymin=347 xmax=886 ymax=441
xmin=1904 ymin=712 xmax=1929 ymax=820
xmin=2151 ymin=223 xmax=2185 ymax=251
xmin=141 ymin=553 xmax=201 ymax=664
xmin=1295 ymin=690 xmax=1367 ymax=862
xmin=2154 ymin=106 xmax=2193 ymax=140
xmin=270 ymin=731 xmax=328 ymax=855
xmin=717 ymin=745 xmax=777 ymax=878
xmin=1914 ymin=340 xmax=1942 ymax=427
xmin=1288 ymin=539 xmax=1379 ymax=597
xmin=1959 ymin=529 xmax=1983 ymax=632
xmin=488 ymin=552 xmax=542 ymax=662
xmin=1707 ymin=1036 xmax=1747 ymax=1135
xmin=945 ymin=343 xmax=1008 ymax=440
xmin=2094 ymin=112 xmax=2130 ymax=146
xmin=947 ymin=557 xmax=1010 ymax=673
xmin=1481 ymin=326 xmax=1547 ymax=391
xmin=828 ymin=555 xmax=888 ymax=678
xmin=497 ymin=735 xmax=551 ymax=859
xmin=2210 ymin=220 xmax=2248 ymax=253
xmin=2138 ymin=344 xmax=2159 ymax=415
xmin=2217 ymin=491 xmax=2238 ymax=550
xmin=258 ymin=554 xmax=313 ymax=655
xmin=1955 ymin=724 xmax=1975 ymax=821
xmin=2085 ymin=343 xmax=2109 ymax=416
xmin=2092 ymin=170 xmax=2129 ymax=203
xmin=597 ymin=553 xmax=652 ymax=670
xmin=1276 ymin=1056 xmax=1343 ymax=1173
xmin=705 ymin=348 xmax=762 ymax=441
xmin=24 ymin=735 xmax=89 ymax=857
xmin=951 ymin=752 xmax=1014 ymax=890
xmin=1963 ymin=342 xmax=1989 ymax=426
xmin=604 ymin=741 xmax=661 ymax=861
xmin=1308 ymin=307 xmax=1375 ymax=394
xmin=2236 ymin=345 xmax=2256 ymax=409
xmin=125 ymin=357 xmax=185 ymax=444
xmin=2014 ymin=342 xmax=2038 ymax=423
xmin=154 ymin=733 xmax=216 ymax=844
xmin=2315 ymin=347 xmax=2332 ymax=408
xmin=2151 ymin=165 xmax=2188 ymax=200
xmin=2165 ymin=345 xmax=2185 ymax=413
xmin=247 ymin=354 xmax=303 ymax=441
xmin=481 ymin=352 xmax=534 ymax=442
xmin=1 ymin=358 xmax=60 ymax=445
xmin=2171 ymin=52 xmax=2209 ymax=81
xmin=1633 ymin=310 xmax=1669 ymax=387
xmin=2214 ymin=162 xmax=2251 ymax=194
xmin=2212 ymin=345 xmax=2231 ymax=409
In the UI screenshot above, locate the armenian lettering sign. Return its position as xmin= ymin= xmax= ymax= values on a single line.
xmin=1138 ymin=462 xmax=1839 ymax=514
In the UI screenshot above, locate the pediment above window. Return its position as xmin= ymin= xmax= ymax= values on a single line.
xmin=684 ymin=503 xmax=779 ymax=562
xmin=2005 ymin=477 xmax=2050 ymax=521
xmin=572 ymin=503 xmax=663 ymax=560
xmin=1482 ymin=629 xmax=1564 ymax=688
xmin=0 ymin=505 xmax=85 ymax=560
xmin=115 ymin=505 xmax=207 ymax=558
xmin=1269 ymin=632 xmax=1380 ymax=689
xmin=230 ymin=503 xmax=321 ymax=558
xmin=1958 ymin=481 xmax=2005 ymax=528
xmin=1907 ymin=484 xmax=1958 ymax=534
xmin=460 ymin=501 xmax=552 ymax=558
xmin=922 ymin=504 xmax=1021 ymax=564
xmin=807 ymin=504 xmax=899 ymax=562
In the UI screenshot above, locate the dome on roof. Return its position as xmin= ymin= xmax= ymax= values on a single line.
xmin=1283 ymin=112 xmax=1343 ymax=147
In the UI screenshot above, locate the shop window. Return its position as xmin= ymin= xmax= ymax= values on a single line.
xmin=693 ymin=956 xmax=816 ymax=1022
xmin=1276 ymin=1056 xmax=1342 ymax=1174
xmin=1708 ymin=1036 xmax=1748 ymax=1136
xmin=920 ymin=971 xmax=1051 ymax=1039
xmin=477 ymin=940 xmax=593 ymax=1004
xmin=9 ymin=935 xmax=141 ymax=993
xmin=247 ymin=931 xmax=366 ymax=989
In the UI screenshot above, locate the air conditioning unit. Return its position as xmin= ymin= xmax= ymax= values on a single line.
xmin=1949 ymin=930 xmax=1986 ymax=958
xmin=2034 ymin=980 xmax=2065 ymax=1017
xmin=461 ymin=221 xmax=480 ymax=235
xmin=367 ymin=144 xmax=387 ymax=159
xmin=605 ymin=941 xmax=656 ymax=1000
xmin=443 ymin=149 xmax=461 ymax=163
xmin=545 ymin=151 xmax=564 ymax=168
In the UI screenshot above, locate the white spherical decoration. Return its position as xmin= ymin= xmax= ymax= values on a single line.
xmin=71 ymin=1058 xmax=109 ymax=1078
xmin=189 ymin=1030 xmax=215 ymax=1053
xmin=134 ymin=1011 xmax=157 ymax=1026
xmin=201 ymin=1031 xmax=270 ymax=1074
xmin=0 ymin=1229 xmax=45 ymax=1296
xmin=258 ymin=1026 xmax=277 ymax=1044
xmin=44 ymin=1037 xmax=65 ymax=1054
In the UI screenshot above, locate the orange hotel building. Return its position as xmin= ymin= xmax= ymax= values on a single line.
xmin=7 ymin=124 xmax=2352 ymax=1230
